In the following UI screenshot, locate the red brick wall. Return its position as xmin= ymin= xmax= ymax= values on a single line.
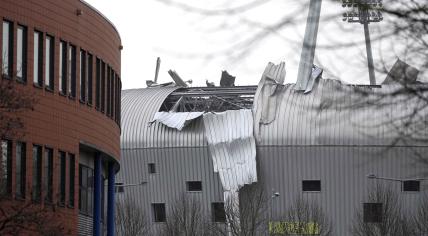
xmin=0 ymin=0 xmax=121 ymax=234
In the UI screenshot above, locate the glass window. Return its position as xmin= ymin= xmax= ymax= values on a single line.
xmin=17 ymin=25 xmax=27 ymax=81
xmin=87 ymin=53 xmax=93 ymax=105
xmin=152 ymin=203 xmax=166 ymax=222
xmin=110 ymin=69 xmax=115 ymax=118
xmin=79 ymin=164 xmax=94 ymax=216
xmin=107 ymin=66 xmax=111 ymax=116
xmin=148 ymin=163 xmax=156 ymax=174
xmin=302 ymin=180 xmax=321 ymax=192
xmin=101 ymin=61 xmax=105 ymax=112
xmin=32 ymin=145 xmax=42 ymax=202
xmin=2 ymin=20 xmax=13 ymax=77
xmin=58 ymin=151 xmax=66 ymax=205
xmin=33 ymin=31 xmax=43 ymax=86
xmin=114 ymin=182 xmax=124 ymax=193
xmin=363 ymin=203 xmax=382 ymax=223
xmin=212 ymin=202 xmax=226 ymax=222
xmin=80 ymin=50 xmax=86 ymax=101
xmin=403 ymin=180 xmax=420 ymax=192
xmin=59 ymin=41 xmax=67 ymax=94
xmin=0 ymin=140 xmax=12 ymax=196
xmin=44 ymin=148 xmax=53 ymax=203
xmin=95 ymin=58 xmax=101 ymax=109
xmin=69 ymin=153 xmax=75 ymax=207
xmin=68 ymin=45 xmax=76 ymax=98
xmin=16 ymin=142 xmax=26 ymax=199
xmin=187 ymin=181 xmax=202 ymax=192
xmin=45 ymin=35 xmax=54 ymax=90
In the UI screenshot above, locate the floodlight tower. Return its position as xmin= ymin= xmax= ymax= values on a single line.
xmin=342 ymin=0 xmax=383 ymax=85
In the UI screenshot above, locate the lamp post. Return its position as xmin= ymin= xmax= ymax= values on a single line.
xmin=342 ymin=0 xmax=383 ymax=85
xmin=269 ymin=190 xmax=280 ymax=234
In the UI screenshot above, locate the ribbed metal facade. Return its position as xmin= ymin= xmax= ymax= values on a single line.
xmin=119 ymin=80 xmax=428 ymax=235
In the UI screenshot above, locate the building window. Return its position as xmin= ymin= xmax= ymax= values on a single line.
xmin=16 ymin=142 xmax=26 ymax=199
xmin=115 ymin=182 xmax=124 ymax=193
xmin=44 ymin=147 xmax=53 ymax=203
xmin=111 ymin=71 xmax=115 ymax=118
xmin=2 ymin=20 xmax=13 ymax=77
xmin=403 ymin=180 xmax=420 ymax=192
xmin=59 ymin=41 xmax=67 ymax=94
xmin=148 ymin=163 xmax=156 ymax=174
xmin=16 ymin=25 xmax=27 ymax=82
xmin=152 ymin=203 xmax=166 ymax=222
xmin=95 ymin=58 xmax=100 ymax=109
xmin=32 ymin=145 xmax=42 ymax=202
xmin=107 ymin=66 xmax=111 ymax=116
xmin=87 ymin=53 xmax=93 ymax=105
xmin=187 ymin=181 xmax=202 ymax=192
xmin=363 ymin=203 xmax=382 ymax=223
xmin=0 ymin=140 xmax=12 ymax=196
xmin=68 ymin=44 xmax=76 ymax=98
xmin=101 ymin=61 xmax=106 ymax=112
xmin=58 ymin=151 xmax=66 ymax=205
xmin=69 ymin=154 xmax=75 ymax=207
xmin=33 ymin=31 xmax=43 ymax=86
xmin=80 ymin=50 xmax=86 ymax=102
xmin=79 ymin=164 xmax=94 ymax=216
xmin=45 ymin=35 xmax=54 ymax=90
xmin=302 ymin=180 xmax=321 ymax=192
xmin=212 ymin=202 xmax=226 ymax=222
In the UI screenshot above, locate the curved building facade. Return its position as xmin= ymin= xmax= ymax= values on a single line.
xmin=0 ymin=0 xmax=121 ymax=235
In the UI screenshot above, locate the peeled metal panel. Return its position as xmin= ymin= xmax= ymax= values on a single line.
xmin=203 ymin=109 xmax=257 ymax=192
xmin=151 ymin=112 xmax=204 ymax=131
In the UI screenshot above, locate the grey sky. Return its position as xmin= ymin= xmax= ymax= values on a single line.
xmin=84 ymin=0 xmax=422 ymax=89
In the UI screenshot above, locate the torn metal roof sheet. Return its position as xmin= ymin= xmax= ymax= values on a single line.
xmin=151 ymin=111 xmax=204 ymax=131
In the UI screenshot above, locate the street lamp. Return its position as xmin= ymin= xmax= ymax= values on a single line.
xmin=270 ymin=190 xmax=280 ymax=226
xmin=342 ymin=0 xmax=383 ymax=85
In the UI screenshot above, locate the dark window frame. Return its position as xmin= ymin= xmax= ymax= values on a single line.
xmin=80 ymin=49 xmax=86 ymax=102
xmin=106 ymin=66 xmax=111 ymax=116
xmin=45 ymin=34 xmax=54 ymax=91
xmin=363 ymin=203 xmax=382 ymax=223
xmin=16 ymin=24 xmax=28 ymax=82
xmin=101 ymin=61 xmax=105 ymax=112
xmin=302 ymin=180 xmax=321 ymax=192
xmin=32 ymin=145 xmax=42 ymax=203
xmin=212 ymin=202 xmax=226 ymax=222
xmin=95 ymin=58 xmax=101 ymax=109
xmin=33 ymin=30 xmax=43 ymax=87
xmin=2 ymin=20 xmax=14 ymax=78
xmin=68 ymin=153 xmax=75 ymax=207
xmin=68 ymin=44 xmax=76 ymax=98
xmin=44 ymin=147 xmax=53 ymax=203
xmin=15 ymin=142 xmax=26 ymax=199
xmin=59 ymin=40 xmax=67 ymax=95
xmin=79 ymin=164 xmax=94 ymax=216
xmin=148 ymin=163 xmax=156 ymax=174
xmin=115 ymin=182 xmax=124 ymax=193
xmin=402 ymin=180 xmax=420 ymax=192
xmin=58 ymin=151 xmax=66 ymax=206
xmin=87 ymin=53 xmax=93 ymax=105
xmin=152 ymin=203 xmax=166 ymax=222
xmin=1 ymin=140 xmax=12 ymax=196
xmin=186 ymin=181 xmax=203 ymax=192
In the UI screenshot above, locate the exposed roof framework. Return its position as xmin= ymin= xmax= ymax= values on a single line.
xmin=159 ymin=86 xmax=258 ymax=112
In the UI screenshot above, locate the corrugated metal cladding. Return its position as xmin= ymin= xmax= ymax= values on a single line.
xmin=120 ymin=79 xmax=428 ymax=236
xmin=78 ymin=214 xmax=93 ymax=236
xmin=121 ymin=88 xmax=206 ymax=149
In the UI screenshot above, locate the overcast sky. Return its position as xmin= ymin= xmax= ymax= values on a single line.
xmin=84 ymin=0 xmax=420 ymax=90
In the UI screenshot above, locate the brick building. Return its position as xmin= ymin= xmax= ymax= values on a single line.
xmin=0 ymin=0 xmax=121 ymax=235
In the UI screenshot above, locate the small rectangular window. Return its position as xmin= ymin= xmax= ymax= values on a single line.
xmin=45 ymin=35 xmax=54 ymax=90
xmin=212 ymin=202 xmax=226 ymax=222
xmin=363 ymin=203 xmax=382 ymax=223
xmin=68 ymin=45 xmax=76 ymax=98
xmin=148 ymin=163 xmax=156 ymax=174
xmin=32 ymin=145 xmax=42 ymax=202
xmin=59 ymin=41 xmax=67 ymax=94
xmin=16 ymin=142 xmax=26 ymax=199
xmin=115 ymin=182 xmax=124 ymax=193
xmin=58 ymin=151 xmax=66 ymax=205
xmin=111 ymin=72 xmax=115 ymax=119
xmin=152 ymin=203 xmax=166 ymax=222
xmin=2 ymin=20 xmax=13 ymax=77
xmin=403 ymin=180 xmax=420 ymax=192
xmin=79 ymin=164 xmax=94 ymax=216
xmin=187 ymin=181 xmax=202 ymax=192
xmin=87 ymin=53 xmax=93 ymax=105
xmin=80 ymin=50 xmax=86 ymax=102
xmin=302 ymin=180 xmax=321 ymax=192
xmin=33 ymin=31 xmax=43 ymax=86
xmin=17 ymin=25 xmax=28 ymax=81
xmin=107 ymin=66 xmax=111 ymax=116
xmin=69 ymin=153 xmax=75 ymax=207
xmin=44 ymin=147 xmax=53 ymax=203
xmin=0 ymin=140 xmax=12 ymax=196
